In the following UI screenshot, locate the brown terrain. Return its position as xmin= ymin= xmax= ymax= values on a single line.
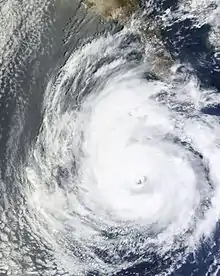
xmin=82 ymin=0 xmax=174 ymax=77
xmin=82 ymin=0 xmax=138 ymax=21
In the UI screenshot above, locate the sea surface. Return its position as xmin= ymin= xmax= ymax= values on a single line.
xmin=0 ymin=0 xmax=220 ymax=275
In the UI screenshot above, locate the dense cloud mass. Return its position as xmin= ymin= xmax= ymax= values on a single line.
xmin=0 ymin=0 xmax=220 ymax=275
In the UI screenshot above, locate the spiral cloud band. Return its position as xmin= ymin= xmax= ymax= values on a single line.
xmin=22 ymin=29 xmax=220 ymax=275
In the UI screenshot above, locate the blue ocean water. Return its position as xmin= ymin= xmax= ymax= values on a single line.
xmin=0 ymin=0 xmax=220 ymax=275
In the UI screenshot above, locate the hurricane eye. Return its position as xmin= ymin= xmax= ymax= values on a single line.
xmin=5 ymin=1 xmax=219 ymax=275
xmin=136 ymin=176 xmax=147 ymax=186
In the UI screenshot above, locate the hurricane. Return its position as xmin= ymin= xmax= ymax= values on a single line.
xmin=1 ymin=0 xmax=220 ymax=275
